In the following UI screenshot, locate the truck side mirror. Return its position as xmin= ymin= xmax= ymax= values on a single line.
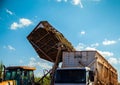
xmin=89 ymin=71 xmax=94 ymax=82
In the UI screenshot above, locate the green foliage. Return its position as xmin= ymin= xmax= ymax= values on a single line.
xmin=34 ymin=76 xmax=51 ymax=85
xmin=0 ymin=62 xmax=4 ymax=78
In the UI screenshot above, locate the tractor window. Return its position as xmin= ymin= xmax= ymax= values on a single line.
xmin=22 ymin=70 xmax=28 ymax=79
xmin=5 ymin=71 xmax=11 ymax=80
xmin=22 ymin=70 xmax=31 ymax=85
xmin=11 ymin=71 xmax=16 ymax=79
xmin=24 ymin=71 xmax=27 ymax=76
xmin=5 ymin=70 xmax=17 ymax=80
xmin=29 ymin=71 xmax=34 ymax=80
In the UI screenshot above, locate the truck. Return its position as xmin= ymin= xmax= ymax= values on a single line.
xmin=54 ymin=51 xmax=118 ymax=85
xmin=27 ymin=21 xmax=118 ymax=85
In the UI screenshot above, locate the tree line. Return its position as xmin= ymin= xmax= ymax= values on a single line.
xmin=0 ymin=62 xmax=4 ymax=79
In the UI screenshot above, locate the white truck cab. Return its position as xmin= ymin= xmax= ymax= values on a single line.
xmin=54 ymin=67 xmax=94 ymax=85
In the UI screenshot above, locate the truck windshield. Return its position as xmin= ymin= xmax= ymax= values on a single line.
xmin=55 ymin=69 xmax=86 ymax=83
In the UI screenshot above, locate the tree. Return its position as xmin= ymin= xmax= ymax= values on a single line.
xmin=34 ymin=76 xmax=51 ymax=85
xmin=0 ymin=62 xmax=4 ymax=78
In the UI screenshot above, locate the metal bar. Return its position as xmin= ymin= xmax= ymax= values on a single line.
xmin=30 ymin=41 xmax=54 ymax=62
xmin=36 ymin=32 xmax=49 ymax=43
xmin=78 ymin=61 xmax=85 ymax=67
xmin=45 ymin=43 xmax=58 ymax=53
xmin=50 ymin=43 xmax=62 ymax=85
xmin=40 ymin=38 xmax=53 ymax=48
xmin=37 ymin=69 xmax=52 ymax=83
xmin=87 ymin=59 xmax=96 ymax=67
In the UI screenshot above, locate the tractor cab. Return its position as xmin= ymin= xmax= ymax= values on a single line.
xmin=4 ymin=66 xmax=36 ymax=85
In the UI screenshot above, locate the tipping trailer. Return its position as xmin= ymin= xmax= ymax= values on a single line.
xmin=27 ymin=21 xmax=118 ymax=85
xmin=27 ymin=21 xmax=75 ymax=62
xmin=54 ymin=51 xmax=118 ymax=85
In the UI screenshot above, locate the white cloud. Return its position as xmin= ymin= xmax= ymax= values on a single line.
xmin=80 ymin=31 xmax=85 ymax=35
xmin=11 ymin=22 xmax=20 ymax=30
xmin=85 ymin=46 xmax=113 ymax=57
xmin=64 ymin=0 xmax=68 ymax=2
xmin=102 ymin=39 xmax=117 ymax=45
xmin=85 ymin=47 xmax=114 ymax=58
xmin=56 ymin=0 xmax=62 ymax=2
xmin=10 ymin=18 xmax=32 ymax=30
xmin=56 ymin=0 xmax=68 ymax=2
xmin=75 ymin=43 xmax=98 ymax=51
xmin=37 ymin=55 xmax=40 ymax=58
xmin=20 ymin=18 xmax=32 ymax=26
xmin=72 ymin=0 xmax=83 ymax=8
xmin=55 ymin=0 xmax=101 ymax=8
xmin=85 ymin=47 xmax=96 ymax=50
xmin=99 ymin=51 xmax=114 ymax=57
xmin=92 ymin=0 xmax=101 ymax=2
xmin=19 ymin=60 xmax=23 ymax=64
xmin=30 ymin=57 xmax=36 ymax=61
xmin=6 ymin=9 xmax=13 ymax=15
xmin=8 ymin=45 xmax=16 ymax=51
xmin=28 ymin=57 xmax=37 ymax=67
xmin=75 ymin=43 xmax=85 ymax=51
xmin=91 ymin=43 xmax=99 ymax=47
xmin=27 ymin=57 xmax=53 ymax=77
xmin=108 ymin=57 xmax=118 ymax=65
xmin=56 ymin=0 xmax=83 ymax=8
xmin=75 ymin=43 xmax=114 ymax=57
xmin=28 ymin=57 xmax=52 ymax=69
xmin=4 ymin=45 xmax=16 ymax=51
xmin=85 ymin=47 xmax=114 ymax=57
xmin=37 ymin=62 xmax=52 ymax=69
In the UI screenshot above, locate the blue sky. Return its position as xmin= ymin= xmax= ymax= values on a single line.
xmin=0 ymin=0 xmax=120 ymax=79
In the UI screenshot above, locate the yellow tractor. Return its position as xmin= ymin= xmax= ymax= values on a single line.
xmin=0 ymin=66 xmax=36 ymax=85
